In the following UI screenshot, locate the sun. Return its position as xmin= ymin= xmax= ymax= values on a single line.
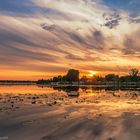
xmin=88 ymin=70 xmax=98 ymax=77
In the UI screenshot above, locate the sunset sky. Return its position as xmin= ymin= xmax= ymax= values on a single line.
xmin=0 ymin=0 xmax=140 ymax=80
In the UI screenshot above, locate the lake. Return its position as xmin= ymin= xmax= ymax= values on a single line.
xmin=0 ymin=85 xmax=140 ymax=140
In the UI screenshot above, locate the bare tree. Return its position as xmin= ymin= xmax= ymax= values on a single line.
xmin=129 ymin=68 xmax=139 ymax=77
xmin=129 ymin=68 xmax=139 ymax=82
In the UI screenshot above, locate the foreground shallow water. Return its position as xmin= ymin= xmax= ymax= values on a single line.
xmin=0 ymin=85 xmax=139 ymax=140
xmin=0 ymin=85 xmax=139 ymax=111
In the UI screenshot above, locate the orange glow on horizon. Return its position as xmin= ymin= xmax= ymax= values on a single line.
xmin=88 ymin=70 xmax=98 ymax=77
xmin=0 ymin=69 xmax=135 ymax=80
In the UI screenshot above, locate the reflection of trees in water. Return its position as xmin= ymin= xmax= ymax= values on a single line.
xmin=53 ymin=86 xmax=79 ymax=92
xmin=53 ymin=86 xmax=80 ymax=97
xmin=51 ymin=86 xmax=140 ymax=98
xmin=80 ymin=86 xmax=116 ymax=92
xmin=104 ymin=87 xmax=119 ymax=91
xmin=52 ymin=86 xmax=118 ymax=95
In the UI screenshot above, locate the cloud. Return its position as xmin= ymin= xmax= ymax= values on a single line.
xmin=0 ymin=0 xmax=140 ymax=79
xmin=129 ymin=16 xmax=140 ymax=23
xmin=93 ymin=31 xmax=104 ymax=44
xmin=103 ymin=12 xmax=122 ymax=29
xmin=123 ymin=30 xmax=140 ymax=56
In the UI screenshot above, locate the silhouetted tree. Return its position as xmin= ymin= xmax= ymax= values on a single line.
xmin=92 ymin=75 xmax=104 ymax=82
xmin=119 ymin=76 xmax=131 ymax=82
xmin=129 ymin=68 xmax=139 ymax=77
xmin=105 ymin=74 xmax=119 ymax=82
xmin=37 ymin=79 xmax=51 ymax=84
xmin=80 ymin=76 xmax=88 ymax=82
xmin=52 ymin=75 xmax=62 ymax=82
xmin=36 ymin=68 xmax=140 ymax=86
xmin=129 ymin=68 xmax=139 ymax=82
xmin=62 ymin=76 xmax=67 ymax=82
xmin=65 ymin=69 xmax=79 ymax=83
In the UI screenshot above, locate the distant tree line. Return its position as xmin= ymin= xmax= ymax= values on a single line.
xmin=0 ymin=80 xmax=35 ymax=83
xmin=0 ymin=80 xmax=36 ymax=85
xmin=37 ymin=69 xmax=79 ymax=84
xmin=37 ymin=68 xmax=140 ymax=85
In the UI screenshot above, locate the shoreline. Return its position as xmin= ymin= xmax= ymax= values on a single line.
xmin=1 ymin=84 xmax=140 ymax=90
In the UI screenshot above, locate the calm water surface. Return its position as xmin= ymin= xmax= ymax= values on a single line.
xmin=0 ymin=85 xmax=140 ymax=140
xmin=0 ymin=85 xmax=139 ymax=111
xmin=0 ymin=85 xmax=57 ymax=94
xmin=0 ymin=85 xmax=140 ymax=102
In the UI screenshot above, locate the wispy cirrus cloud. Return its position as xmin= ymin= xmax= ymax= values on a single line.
xmin=0 ymin=0 xmax=140 ymax=79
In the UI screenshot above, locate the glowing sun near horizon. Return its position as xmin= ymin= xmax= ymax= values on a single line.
xmin=88 ymin=71 xmax=98 ymax=77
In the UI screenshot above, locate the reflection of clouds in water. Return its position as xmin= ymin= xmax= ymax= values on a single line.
xmin=121 ymin=112 xmax=140 ymax=140
xmin=0 ymin=85 xmax=139 ymax=140
xmin=40 ymin=107 xmax=140 ymax=140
